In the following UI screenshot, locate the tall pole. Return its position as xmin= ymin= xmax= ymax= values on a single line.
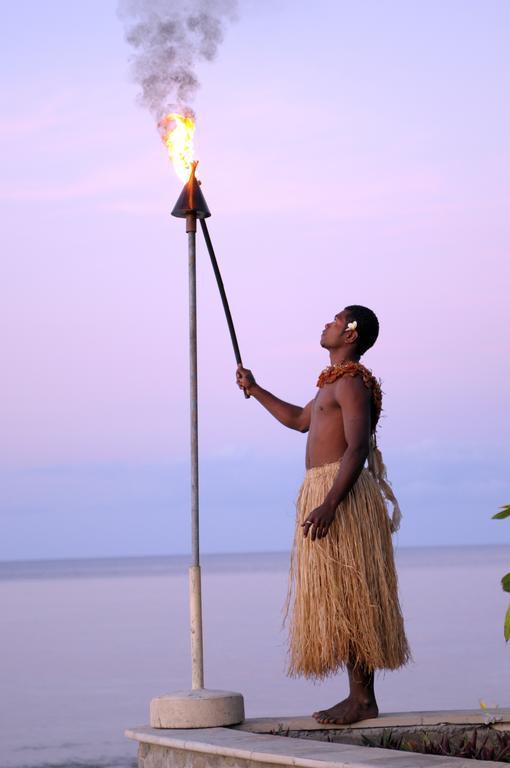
xmin=187 ymin=212 xmax=204 ymax=690
xmin=149 ymin=173 xmax=244 ymax=728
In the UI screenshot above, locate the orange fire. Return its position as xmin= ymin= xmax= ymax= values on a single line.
xmin=159 ymin=112 xmax=195 ymax=183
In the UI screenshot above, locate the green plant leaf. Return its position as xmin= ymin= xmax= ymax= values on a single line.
xmin=504 ymin=605 xmax=510 ymax=642
xmin=492 ymin=504 xmax=510 ymax=520
xmin=502 ymin=573 xmax=510 ymax=593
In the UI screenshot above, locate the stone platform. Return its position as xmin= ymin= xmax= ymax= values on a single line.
xmin=126 ymin=708 xmax=510 ymax=768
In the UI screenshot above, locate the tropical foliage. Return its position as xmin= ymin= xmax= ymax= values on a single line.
xmin=362 ymin=728 xmax=510 ymax=762
xmin=492 ymin=504 xmax=510 ymax=642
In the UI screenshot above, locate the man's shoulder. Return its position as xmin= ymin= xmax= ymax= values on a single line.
xmin=333 ymin=373 xmax=372 ymax=400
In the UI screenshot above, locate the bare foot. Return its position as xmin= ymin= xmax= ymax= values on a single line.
xmin=313 ymin=696 xmax=379 ymax=725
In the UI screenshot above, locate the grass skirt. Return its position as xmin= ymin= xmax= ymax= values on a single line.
xmin=285 ymin=462 xmax=411 ymax=679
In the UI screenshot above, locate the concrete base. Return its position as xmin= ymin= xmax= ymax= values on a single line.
xmin=150 ymin=688 xmax=245 ymax=729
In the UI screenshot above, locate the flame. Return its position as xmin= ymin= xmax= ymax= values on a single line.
xmin=159 ymin=113 xmax=195 ymax=183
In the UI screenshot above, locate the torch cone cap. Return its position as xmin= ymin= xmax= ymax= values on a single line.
xmin=171 ymin=162 xmax=211 ymax=219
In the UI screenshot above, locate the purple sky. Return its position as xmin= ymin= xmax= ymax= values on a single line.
xmin=2 ymin=0 xmax=509 ymax=559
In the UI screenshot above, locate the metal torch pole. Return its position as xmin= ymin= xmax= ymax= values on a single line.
xmin=150 ymin=171 xmax=244 ymax=729
xmin=186 ymin=212 xmax=204 ymax=690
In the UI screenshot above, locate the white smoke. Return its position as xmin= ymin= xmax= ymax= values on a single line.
xmin=118 ymin=0 xmax=237 ymax=120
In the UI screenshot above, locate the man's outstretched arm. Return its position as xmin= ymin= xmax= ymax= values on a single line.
xmin=236 ymin=364 xmax=312 ymax=432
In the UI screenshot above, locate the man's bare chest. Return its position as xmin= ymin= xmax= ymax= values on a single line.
xmin=311 ymin=387 xmax=342 ymax=423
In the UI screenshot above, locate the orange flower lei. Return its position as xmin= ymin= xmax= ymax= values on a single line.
xmin=316 ymin=361 xmax=383 ymax=427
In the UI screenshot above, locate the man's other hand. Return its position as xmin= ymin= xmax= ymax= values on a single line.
xmin=302 ymin=502 xmax=336 ymax=541
xmin=236 ymin=364 xmax=256 ymax=394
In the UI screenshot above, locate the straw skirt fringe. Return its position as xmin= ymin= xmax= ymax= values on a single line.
xmin=285 ymin=462 xmax=411 ymax=680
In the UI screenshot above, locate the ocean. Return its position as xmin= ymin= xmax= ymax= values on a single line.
xmin=1 ymin=546 xmax=509 ymax=768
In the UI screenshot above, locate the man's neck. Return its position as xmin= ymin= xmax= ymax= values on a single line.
xmin=329 ymin=351 xmax=360 ymax=366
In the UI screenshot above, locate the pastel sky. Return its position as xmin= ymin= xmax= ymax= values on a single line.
xmin=2 ymin=0 xmax=509 ymax=560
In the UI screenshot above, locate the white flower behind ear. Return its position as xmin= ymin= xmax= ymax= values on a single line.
xmin=346 ymin=321 xmax=357 ymax=332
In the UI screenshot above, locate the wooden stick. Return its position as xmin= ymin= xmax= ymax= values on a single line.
xmin=199 ymin=218 xmax=250 ymax=399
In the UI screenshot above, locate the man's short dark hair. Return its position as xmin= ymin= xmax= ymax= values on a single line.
xmin=344 ymin=305 xmax=379 ymax=356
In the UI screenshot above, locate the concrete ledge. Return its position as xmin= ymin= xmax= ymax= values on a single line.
xmin=126 ymin=713 xmax=509 ymax=768
xmin=235 ymin=709 xmax=510 ymax=733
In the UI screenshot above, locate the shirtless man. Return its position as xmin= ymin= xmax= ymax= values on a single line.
xmin=236 ymin=304 xmax=409 ymax=725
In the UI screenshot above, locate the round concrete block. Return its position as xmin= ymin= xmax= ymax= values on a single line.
xmin=150 ymin=688 xmax=245 ymax=729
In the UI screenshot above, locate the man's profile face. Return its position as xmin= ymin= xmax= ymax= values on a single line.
xmin=320 ymin=309 xmax=347 ymax=350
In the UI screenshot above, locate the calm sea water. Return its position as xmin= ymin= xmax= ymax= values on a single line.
xmin=1 ymin=546 xmax=509 ymax=768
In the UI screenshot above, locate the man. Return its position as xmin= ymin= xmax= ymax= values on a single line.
xmin=236 ymin=305 xmax=410 ymax=725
